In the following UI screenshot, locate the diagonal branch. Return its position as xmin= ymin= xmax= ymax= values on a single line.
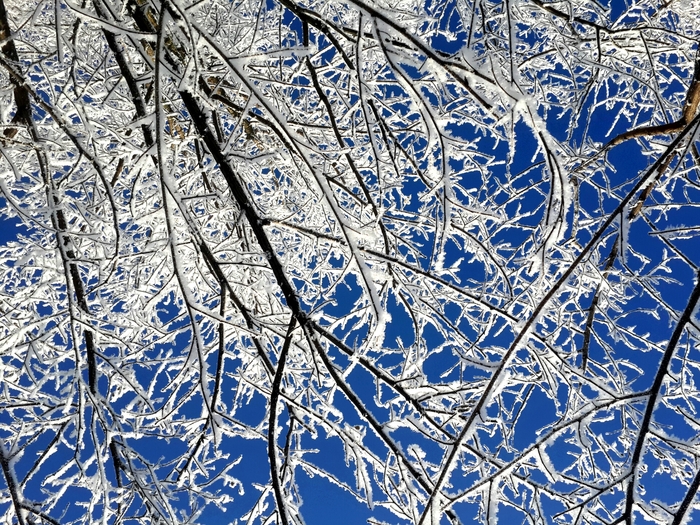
xmin=623 ymin=272 xmax=700 ymax=522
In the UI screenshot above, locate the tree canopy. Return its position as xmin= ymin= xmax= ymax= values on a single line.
xmin=1 ymin=0 xmax=700 ymax=523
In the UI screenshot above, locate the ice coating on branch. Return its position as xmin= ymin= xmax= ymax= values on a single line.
xmin=1 ymin=0 xmax=700 ymax=524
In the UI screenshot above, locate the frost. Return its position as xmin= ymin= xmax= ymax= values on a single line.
xmin=0 ymin=0 xmax=699 ymax=524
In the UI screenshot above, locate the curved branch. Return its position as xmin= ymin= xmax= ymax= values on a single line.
xmin=623 ymin=272 xmax=700 ymax=522
xmin=268 ymin=318 xmax=297 ymax=525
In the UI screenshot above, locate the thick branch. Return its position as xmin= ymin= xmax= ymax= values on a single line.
xmin=0 ymin=447 xmax=27 ymax=525
xmin=608 ymin=54 xmax=700 ymax=148
xmin=268 ymin=318 xmax=297 ymax=525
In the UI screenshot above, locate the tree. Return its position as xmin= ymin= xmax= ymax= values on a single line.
xmin=0 ymin=0 xmax=700 ymax=522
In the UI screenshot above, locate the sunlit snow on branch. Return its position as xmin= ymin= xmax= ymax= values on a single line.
xmin=0 ymin=0 xmax=700 ymax=524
